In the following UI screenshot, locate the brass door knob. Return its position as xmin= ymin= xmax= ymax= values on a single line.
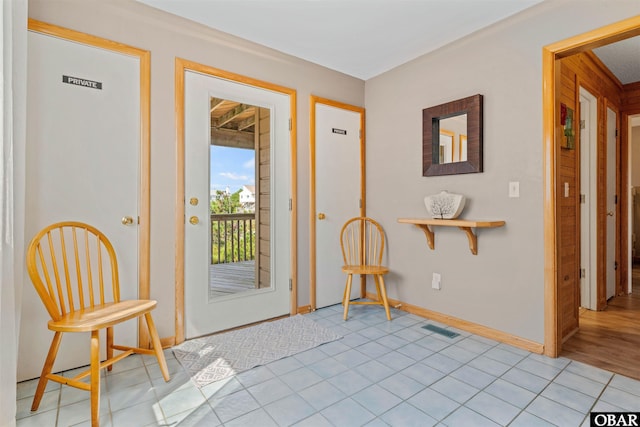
xmin=189 ymin=197 xmax=199 ymax=206
xmin=189 ymin=216 xmax=199 ymax=225
xmin=121 ymin=216 xmax=134 ymax=225
xmin=318 ymin=213 xmax=326 ymax=220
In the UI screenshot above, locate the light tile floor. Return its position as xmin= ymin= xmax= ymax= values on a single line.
xmin=16 ymin=304 xmax=640 ymax=426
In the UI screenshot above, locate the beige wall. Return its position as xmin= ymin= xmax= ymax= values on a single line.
xmin=27 ymin=0 xmax=365 ymax=342
xmin=364 ymin=1 xmax=640 ymax=344
xmin=24 ymin=0 xmax=640 ymax=352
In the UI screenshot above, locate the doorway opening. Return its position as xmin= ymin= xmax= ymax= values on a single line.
xmin=543 ymin=15 xmax=640 ymax=366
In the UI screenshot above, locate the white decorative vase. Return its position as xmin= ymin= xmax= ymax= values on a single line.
xmin=424 ymin=191 xmax=466 ymax=219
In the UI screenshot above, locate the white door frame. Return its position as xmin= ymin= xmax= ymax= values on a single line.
xmin=175 ymin=58 xmax=297 ymax=344
xmin=606 ymin=103 xmax=619 ymax=301
xmin=579 ymin=86 xmax=598 ymax=310
xmin=628 ymin=114 xmax=640 ymax=294
xmin=309 ymin=96 xmax=365 ymax=310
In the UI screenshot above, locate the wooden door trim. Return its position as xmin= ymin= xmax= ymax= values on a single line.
xmin=27 ymin=19 xmax=152 ymax=347
xmin=543 ymin=15 xmax=640 ymax=357
xmin=309 ymin=96 xmax=365 ymax=311
xmin=174 ymin=58 xmax=297 ymax=344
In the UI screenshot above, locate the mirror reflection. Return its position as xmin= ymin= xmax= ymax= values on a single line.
xmin=209 ymin=97 xmax=271 ymax=301
xmin=438 ymin=114 xmax=467 ymax=164
xmin=422 ymin=94 xmax=483 ymax=176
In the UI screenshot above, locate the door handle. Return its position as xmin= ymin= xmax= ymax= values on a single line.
xmin=121 ymin=216 xmax=135 ymax=225
xmin=607 ymin=211 xmax=614 ymax=217
xmin=189 ymin=216 xmax=200 ymax=225
xmin=318 ymin=213 xmax=326 ymax=220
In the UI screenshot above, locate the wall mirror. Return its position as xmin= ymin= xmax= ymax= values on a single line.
xmin=422 ymin=94 xmax=483 ymax=176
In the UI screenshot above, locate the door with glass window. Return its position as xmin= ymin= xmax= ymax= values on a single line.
xmin=184 ymin=70 xmax=291 ymax=338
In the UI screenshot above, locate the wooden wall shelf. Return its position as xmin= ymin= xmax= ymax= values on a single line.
xmin=397 ymin=218 xmax=505 ymax=255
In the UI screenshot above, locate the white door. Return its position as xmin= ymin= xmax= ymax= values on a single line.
xmin=184 ymin=71 xmax=290 ymax=338
xmin=606 ymin=106 xmax=618 ymax=300
xmin=313 ymin=99 xmax=364 ymax=308
xmin=20 ymin=30 xmax=141 ymax=380
xmin=579 ymin=88 xmax=598 ymax=310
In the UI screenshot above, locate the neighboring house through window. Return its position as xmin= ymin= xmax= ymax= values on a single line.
xmin=240 ymin=185 xmax=255 ymax=212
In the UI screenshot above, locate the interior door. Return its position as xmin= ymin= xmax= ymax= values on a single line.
xmin=579 ymin=87 xmax=597 ymax=310
xmin=184 ymin=70 xmax=290 ymax=338
xmin=312 ymin=97 xmax=364 ymax=309
xmin=20 ymin=28 xmax=143 ymax=380
xmin=606 ymin=106 xmax=618 ymax=300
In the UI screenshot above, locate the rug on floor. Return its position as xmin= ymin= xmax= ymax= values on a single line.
xmin=172 ymin=314 xmax=342 ymax=387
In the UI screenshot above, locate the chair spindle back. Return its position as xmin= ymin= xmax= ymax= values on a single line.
xmin=26 ymin=221 xmax=121 ymax=321
xmin=340 ymin=217 xmax=385 ymax=267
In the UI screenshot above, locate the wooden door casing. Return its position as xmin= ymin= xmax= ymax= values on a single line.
xmin=21 ymin=20 xmax=150 ymax=380
xmin=310 ymin=96 xmax=365 ymax=310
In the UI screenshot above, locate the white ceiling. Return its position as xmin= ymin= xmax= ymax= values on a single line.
xmin=136 ymin=0 xmax=544 ymax=80
xmin=593 ymin=37 xmax=640 ymax=85
xmin=136 ymin=0 xmax=640 ymax=84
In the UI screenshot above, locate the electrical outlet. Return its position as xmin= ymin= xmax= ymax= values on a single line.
xmin=432 ymin=273 xmax=441 ymax=290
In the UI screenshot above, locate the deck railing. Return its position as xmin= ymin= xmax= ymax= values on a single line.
xmin=210 ymin=213 xmax=256 ymax=264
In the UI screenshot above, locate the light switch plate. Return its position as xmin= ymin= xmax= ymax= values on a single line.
xmin=509 ymin=181 xmax=520 ymax=198
xmin=432 ymin=273 xmax=441 ymax=290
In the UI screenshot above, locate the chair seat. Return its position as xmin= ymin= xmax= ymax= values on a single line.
xmin=48 ymin=300 xmax=157 ymax=332
xmin=342 ymin=265 xmax=389 ymax=275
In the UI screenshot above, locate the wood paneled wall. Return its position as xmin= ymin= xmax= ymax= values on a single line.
xmin=257 ymin=107 xmax=271 ymax=289
xmin=557 ymin=59 xmax=580 ymax=340
xmin=557 ymin=52 xmax=623 ymax=341
xmin=623 ymin=82 xmax=640 ymax=110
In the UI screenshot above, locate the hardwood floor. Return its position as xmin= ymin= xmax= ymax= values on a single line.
xmin=561 ymin=267 xmax=640 ymax=380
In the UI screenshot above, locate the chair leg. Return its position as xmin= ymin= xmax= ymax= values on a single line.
xmin=31 ymin=331 xmax=63 ymax=411
xmin=90 ymin=330 xmax=100 ymax=427
xmin=106 ymin=327 xmax=114 ymax=372
xmin=144 ymin=312 xmax=170 ymax=382
xmin=373 ymin=274 xmax=382 ymax=301
xmin=341 ymin=277 xmax=349 ymax=306
xmin=343 ymin=274 xmax=353 ymax=321
xmin=378 ymin=275 xmax=392 ymax=321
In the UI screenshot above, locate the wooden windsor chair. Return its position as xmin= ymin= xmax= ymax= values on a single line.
xmin=26 ymin=221 xmax=170 ymax=426
xmin=340 ymin=217 xmax=392 ymax=321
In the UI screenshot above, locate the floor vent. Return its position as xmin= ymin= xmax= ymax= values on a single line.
xmin=422 ymin=324 xmax=460 ymax=338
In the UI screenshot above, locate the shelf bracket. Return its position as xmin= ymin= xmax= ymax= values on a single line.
xmin=458 ymin=226 xmax=478 ymax=255
xmin=413 ymin=224 xmax=434 ymax=249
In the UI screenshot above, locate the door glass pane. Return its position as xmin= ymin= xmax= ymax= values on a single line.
xmin=208 ymin=98 xmax=270 ymax=300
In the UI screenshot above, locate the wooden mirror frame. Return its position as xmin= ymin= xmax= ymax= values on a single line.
xmin=422 ymin=94 xmax=483 ymax=176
